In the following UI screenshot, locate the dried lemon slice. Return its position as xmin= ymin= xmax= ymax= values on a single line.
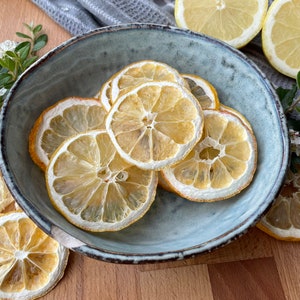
xmin=109 ymin=60 xmax=188 ymax=103
xmin=220 ymin=104 xmax=253 ymax=132
xmin=257 ymin=169 xmax=300 ymax=240
xmin=95 ymin=79 xmax=112 ymax=112
xmin=106 ymin=81 xmax=204 ymax=170
xmin=182 ymin=74 xmax=220 ymax=110
xmin=0 ymin=211 xmax=69 ymax=300
xmin=161 ymin=109 xmax=257 ymax=201
xmin=29 ymin=97 xmax=107 ymax=171
xmin=262 ymin=0 xmax=300 ymax=78
xmin=175 ymin=0 xmax=268 ymax=48
xmin=46 ymin=130 xmax=158 ymax=232
xmin=0 ymin=172 xmax=14 ymax=212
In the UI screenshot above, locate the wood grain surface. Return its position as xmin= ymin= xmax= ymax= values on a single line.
xmin=1 ymin=1 xmax=299 ymax=299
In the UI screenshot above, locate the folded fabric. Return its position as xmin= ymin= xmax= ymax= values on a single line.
xmin=79 ymin=0 xmax=175 ymax=26
xmin=32 ymin=0 xmax=175 ymax=35
xmin=31 ymin=0 xmax=99 ymax=35
xmin=31 ymin=0 xmax=293 ymax=88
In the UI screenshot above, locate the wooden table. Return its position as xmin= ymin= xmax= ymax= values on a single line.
xmin=1 ymin=1 xmax=299 ymax=299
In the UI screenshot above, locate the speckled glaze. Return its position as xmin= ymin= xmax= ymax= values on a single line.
xmin=0 ymin=24 xmax=289 ymax=263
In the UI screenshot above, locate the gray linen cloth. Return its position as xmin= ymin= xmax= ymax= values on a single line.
xmin=31 ymin=0 xmax=175 ymax=35
xmin=31 ymin=0 xmax=293 ymax=88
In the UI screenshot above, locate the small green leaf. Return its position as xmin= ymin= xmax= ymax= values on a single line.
xmin=0 ymin=73 xmax=13 ymax=86
xmin=15 ymin=41 xmax=31 ymax=52
xmin=5 ymin=51 xmax=17 ymax=58
xmin=276 ymin=86 xmax=291 ymax=101
xmin=23 ymin=56 xmax=38 ymax=69
xmin=3 ymin=81 xmax=15 ymax=89
xmin=0 ymin=58 xmax=9 ymax=69
xmin=3 ymin=57 xmax=15 ymax=73
xmin=16 ymin=32 xmax=32 ymax=39
xmin=277 ymin=85 xmax=297 ymax=112
xmin=297 ymin=71 xmax=300 ymax=89
xmin=0 ymin=56 xmax=9 ymax=70
xmin=33 ymin=34 xmax=48 ymax=52
xmin=20 ymin=47 xmax=30 ymax=61
xmin=33 ymin=24 xmax=42 ymax=34
xmin=17 ymin=43 xmax=31 ymax=61
xmin=23 ymin=22 xmax=33 ymax=32
xmin=0 ymin=65 xmax=8 ymax=73
xmin=32 ymin=41 xmax=46 ymax=52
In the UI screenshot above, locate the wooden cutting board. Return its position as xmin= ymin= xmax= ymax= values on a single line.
xmin=41 ymin=226 xmax=299 ymax=300
xmin=2 ymin=1 xmax=300 ymax=299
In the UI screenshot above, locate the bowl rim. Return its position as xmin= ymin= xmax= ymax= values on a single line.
xmin=0 ymin=23 xmax=289 ymax=264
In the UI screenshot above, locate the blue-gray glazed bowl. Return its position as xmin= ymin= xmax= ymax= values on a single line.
xmin=0 ymin=24 xmax=289 ymax=263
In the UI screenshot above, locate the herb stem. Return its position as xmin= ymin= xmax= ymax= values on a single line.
xmin=0 ymin=23 xmax=48 ymax=106
xmin=285 ymin=96 xmax=300 ymax=114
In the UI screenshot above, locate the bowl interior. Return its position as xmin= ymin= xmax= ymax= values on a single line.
xmin=0 ymin=24 xmax=289 ymax=263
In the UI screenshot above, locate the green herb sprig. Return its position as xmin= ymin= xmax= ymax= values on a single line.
xmin=276 ymin=71 xmax=300 ymax=171
xmin=0 ymin=23 xmax=48 ymax=106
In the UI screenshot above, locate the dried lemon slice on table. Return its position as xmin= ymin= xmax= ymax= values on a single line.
xmin=106 ymin=81 xmax=204 ymax=170
xmin=109 ymin=60 xmax=188 ymax=103
xmin=262 ymin=0 xmax=300 ymax=78
xmin=257 ymin=169 xmax=300 ymax=241
xmin=0 ymin=211 xmax=69 ymax=300
xmin=46 ymin=130 xmax=158 ymax=232
xmin=29 ymin=97 xmax=107 ymax=171
xmin=161 ymin=109 xmax=257 ymax=201
xmin=174 ymin=0 xmax=268 ymax=48
xmin=0 ymin=172 xmax=15 ymax=212
xmin=182 ymin=74 xmax=220 ymax=110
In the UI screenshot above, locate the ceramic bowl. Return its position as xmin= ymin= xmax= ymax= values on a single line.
xmin=0 ymin=24 xmax=289 ymax=263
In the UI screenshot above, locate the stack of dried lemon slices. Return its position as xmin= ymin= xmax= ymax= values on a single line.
xmin=29 ymin=60 xmax=257 ymax=233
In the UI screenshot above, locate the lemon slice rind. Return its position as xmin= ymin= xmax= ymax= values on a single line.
xmin=0 ymin=211 xmax=69 ymax=300
xmin=46 ymin=130 xmax=158 ymax=232
xmin=29 ymin=97 xmax=106 ymax=171
xmin=106 ymin=81 xmax=204 ymax=170
xmin=175 ymin=0 xmax=268 ymax=49
xmin=182 ymin=73 xmax=220 ymax=110
xmin=161 ymin=109 xmax=257 ymax=202
xmin=262 ymin=0 xmax=300 ymax=78
xmin=109 ymin=60 xmax=188 ymax=103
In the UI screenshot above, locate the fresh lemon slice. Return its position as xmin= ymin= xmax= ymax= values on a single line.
xmin=46 ymin=130 xmax=158 ymax=232
xmin=106 ymin=81 xmax=204 ymax=170
xmin=182 ymin=74 xmax=220 ymax=110
xmin=0 ymin=172 xmax=14 ymax=212
xmin=29 ymin=97 xmax=107 ymax=171
xmin=161 ymin=109 xmax=257 ymax=202
xmin=175 ymin=0 xmax=268 ymax=48
xmin=0 ymin=211 xmax=69 ymax=300
xmin=109 ymin=60 xmax=188 ymax=103
xmin=262 ymin=0 xmax=300 ymax=78
xmin=257 ymin=169 xmax=300 ymax=240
